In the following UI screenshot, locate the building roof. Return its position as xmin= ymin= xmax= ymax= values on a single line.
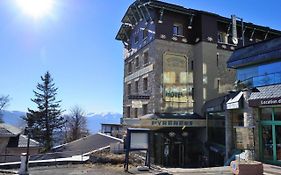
xmin=0 ymin=123 xmax=22 ymax=137
xmin=51 ymin=133 xmax=123 ymax=157
xmin=18 ymin=134 xmax=40 ymax=148
xmin=116 ymin=0 xmax=281 ymax=42
xmin=249 ymin=84 xmax=281 ymax=100
xmin=227 ymin=36 xmax=281 ymax=68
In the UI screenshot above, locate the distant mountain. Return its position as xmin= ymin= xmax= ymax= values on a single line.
xmin=86 ymin=112 xmax=122 ymax=134
xmin=1 ymin=110 xmax=122 ymax=134
xmin=1 ymin=110 xmax=26 ymax=128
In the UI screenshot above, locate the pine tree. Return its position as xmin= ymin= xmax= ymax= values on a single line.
xmin=25 ymin=71 xmax=65 ymax=151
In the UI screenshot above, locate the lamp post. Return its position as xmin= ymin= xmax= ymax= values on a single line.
xmin=19 ymin=127 xmax=31 ymax=175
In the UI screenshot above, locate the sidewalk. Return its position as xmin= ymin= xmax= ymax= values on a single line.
xmin=264 ymin=164 xmax=281 ymax=175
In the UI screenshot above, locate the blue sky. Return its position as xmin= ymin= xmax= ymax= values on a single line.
xmin=0 ymin=0 xmax=280 ymax=114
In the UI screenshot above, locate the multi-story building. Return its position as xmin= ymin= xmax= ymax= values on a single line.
xmin=227 ymin=37 xmax=281 ymax=166
xmin=116 ymin=0 xmax=281 ymax=167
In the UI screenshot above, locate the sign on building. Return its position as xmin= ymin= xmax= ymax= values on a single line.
xmin=235 ymin=127 xmax=255 ymax=150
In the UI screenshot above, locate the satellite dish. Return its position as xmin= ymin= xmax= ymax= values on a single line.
xmin=232 ymin=37 xmax=238 ymax=45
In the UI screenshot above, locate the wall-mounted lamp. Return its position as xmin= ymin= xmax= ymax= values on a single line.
xmin=188 ymin=15 xmax=194 ymax=29
xmin=158 ymin=8 xmax=164 ymax=23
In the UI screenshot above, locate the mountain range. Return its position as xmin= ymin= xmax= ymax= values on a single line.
xmin=1 ymin=110 xmax=122 ymax=133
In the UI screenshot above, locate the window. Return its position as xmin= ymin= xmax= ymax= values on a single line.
xmin=128 ymin=61 xmax=132 ymax=73
xmin=127 ymin=83 xmax=131 ymax=95
xmin=173 ymin=23 xmax=183 ymax=36
xmin=126 ymin=107 xmax=131 ymax=118
xmin=143 ymin=51 xmax=149 ymax=65
xmin=217 ymin=79 xmax=220 ymax=92
xmin=216 ymin=53 xmax=219 ymax=67
xmin=135 ymin=56 xmax=139 ymax=68
xmin=134 ymin=35 xmax=139 ymax=44
xmin=218 ymin=32 xmax=228 ymax=44
xmin=143 ymin=28 xmax=148 ymax=39
xmin=143 ymin=77 xmax=148 ymax=91
xmin=134 ymin=108 xmax=138 ymax=118
xmin=191 ymin=60 xmax=194 ymax=70
xmin=142 ymin=104 xmax=148 ymax=115
xmin=135 ymin=80 xmax=139 ymax=93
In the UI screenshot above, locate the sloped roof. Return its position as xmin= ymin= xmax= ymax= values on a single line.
xmin=249 ymin=84 xmax=281 ymax=100
xmin=0 ymin=123 xmax=22 ymax=137
xmin=18 ymin=134 xmax=40 ymax=148
xmin=52 ymin=133 xmax=123 ymax=156
xmin=228 ymin=36 xmax=281 ymax=68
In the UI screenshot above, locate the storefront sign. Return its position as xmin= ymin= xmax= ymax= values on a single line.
xmin=141 ymin=119 xmax=206 ymax=128
xmin=235 ymin=127 xmax=254 ymax=150
xmin=249 ymin=97 xmax=281 ymax=107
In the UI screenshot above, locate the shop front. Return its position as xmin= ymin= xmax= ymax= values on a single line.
xmin=249 ymin=85 xmax=281 ymax=165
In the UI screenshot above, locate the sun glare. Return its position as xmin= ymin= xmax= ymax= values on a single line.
xmin=16 ymin=0 xmax=54 ymax=19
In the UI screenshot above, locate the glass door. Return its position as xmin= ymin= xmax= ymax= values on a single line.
xmin=262 ymin=125 xmax=273 ymax=160
xmin=276 ymin=126 xmax=281 ymax=162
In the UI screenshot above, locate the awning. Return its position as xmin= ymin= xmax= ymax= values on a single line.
xmin=203 ymin=95 xmax=226 ymax=112
xmin=226 ymin=91 xmax=244 ymax=110
xmin=249 ymin=84 xmax=281 ymax=107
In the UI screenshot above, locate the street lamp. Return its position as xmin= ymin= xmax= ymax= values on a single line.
xmin=19 ymin=127 xmax=31 ymax=175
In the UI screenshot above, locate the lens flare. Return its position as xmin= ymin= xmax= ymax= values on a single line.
xmin=16 ymin=0 xmax=54 ymax=19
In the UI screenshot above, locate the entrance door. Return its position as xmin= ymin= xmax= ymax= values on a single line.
xmin=261 ymin=125 xmax=273 ymax=160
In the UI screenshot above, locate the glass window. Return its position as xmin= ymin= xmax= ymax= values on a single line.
xmin=274 ymin=108 xmax=281 ymax=121
xmin=128 ymin=62 xmax=132 ymax=73
xmin=127 ymin=107 xmax=131 ymax=118
xmin=173 ymin=23 xmax=183 ymax=36
xmin=135 ymin=56 xmax=139 ymax=68
xmin=261 ymin=108 xmax=272 ymax=120
xmin=237 ymin=61 xmax=281 ymax=87
xmin=135 ymin=35 xmax=139 ymax=44
xmin=143 ymin=77 xmax=148 ymax=91
xmin=134 ymin=108 xmax=138 ymax=118
xmin=135 ymin=80 xmax=139 ymax=93
xmin=143 ymin=104 xmax=148 ymax=115
xmin=127 ymin=84 xmax=131 ymax=95
xmin=143 ymin=51 xmax=149 ymax=65
xmin=143 ymin=29 xmax=148 ymax=39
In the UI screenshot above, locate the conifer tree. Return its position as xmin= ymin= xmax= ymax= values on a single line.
xmin=25 ymin=71 xmax=65 ymax=151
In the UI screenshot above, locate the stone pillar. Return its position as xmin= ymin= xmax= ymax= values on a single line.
xmin=243 ymin=90 xmax=254 ymax=161
xmin=225 ymin=110 xmax=233 ymax=161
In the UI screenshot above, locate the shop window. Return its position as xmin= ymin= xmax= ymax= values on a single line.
xmin=143 ymin=77 xmax=148 ymax=91
xmin=173 ymin=23 xmax=183 ymax=36
xmin=261 ymin=108 xmax=272 ymax=120
xmin=143 ymin=104 xmax=148 ymax=115
xmin=143 ymin=51 xmax=149 ymax=65
xmin=274 ymin=108 xmax=281 ymax=121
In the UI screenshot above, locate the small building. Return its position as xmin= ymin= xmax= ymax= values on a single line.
xmin=101 ymin=123 xmax=124 ymax=139
xmin=0 ymin=123 xmax=40 ymax=163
